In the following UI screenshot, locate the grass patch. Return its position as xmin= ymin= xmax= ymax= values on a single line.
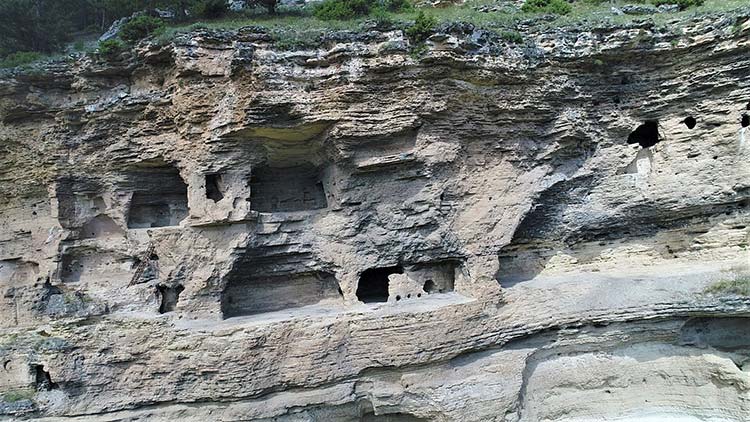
xmin=2 ymin=388 xmax=35 ymax=403
xmin=521 ymin=0 xmax=572 ymax=15
xmin=0 ymin=51 xmax=45 ymax=69
xmin=314 ymin=0 xmax=373 ymax=20
xmin=120 ymin=15 xmax=165 ymax=44
xmin=0 ymin=332 xmax=70 ymax=354
xmin=499 ymin=29 xmax=524 ymax=43
xmin=97 ymin=39 xmax=126 ymax=58
xmin=652 ymin=0 xmax=704 ymax=10
xmin=705 ymin=277 xmax=750 ymax=296
xmin=155 ymin=13 xmax=364 ymax=49
xmin=140 ymin=0 xmax=750 ymax=51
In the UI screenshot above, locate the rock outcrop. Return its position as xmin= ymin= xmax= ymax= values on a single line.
xmin=1 ymin=8 xmax=749 ymax=421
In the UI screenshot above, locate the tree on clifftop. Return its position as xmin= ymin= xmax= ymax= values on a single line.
xmin=0 ymin=0 xmax=74 ymax=55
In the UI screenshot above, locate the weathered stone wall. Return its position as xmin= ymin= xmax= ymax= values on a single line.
xmin=0 ymin=9 xmax=749 ymax=421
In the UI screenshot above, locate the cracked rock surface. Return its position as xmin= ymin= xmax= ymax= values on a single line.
xmin=1 ymin=9 xmax=750 ymax=422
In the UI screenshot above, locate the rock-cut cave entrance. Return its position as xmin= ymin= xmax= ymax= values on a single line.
xmin=205 ymin=173 xmax=225 ymax=202
xmin=356 ymin=266 xmax=403 ymax=303
xmin=126 ymin=165 xmax=189 ymax=228
xmin=249 ymin=163 xmax=328 ymax=213
xmin=627 ymin=120 xmax=661 ymax=148
xmin=34 ymin=365 xmax=58 ymax=391
xmin=157 ymin=284 xmax=184 ymax=314
xmin=221 ymin=271 xmax=342 ymax=318
xmin=423 ymin=279 xmax=437 ymax=294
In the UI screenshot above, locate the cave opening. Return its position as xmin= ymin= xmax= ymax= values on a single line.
xmin=157 ymin=284 xmax=184 ymax=314
xmin=221 ymin=271 xmax=341 ymax=318
xmin=205 ymin=174 xmax=225 ymax=202
xmin=359 ymin=400 xmax=427 ymax=421
xmin=80 ymin=215 xmax=123 ymax=239
xmin=423 ymin=279 xmax=436 ymax=294
xmin=361 ymin=413 xmax=427 ymax=422
xmin=627 ymin=120 xmax=661 ymax=148
xmin=742 ymin=114 xmax=749 ymax=128
xmin=60 ymin=253 xmax=83 ymax=283
xmin=249 ymin=163 xmax=327 ymax=212
xmin=684 ymin=116 xmax=697 ymax=129
xmin=126 ymin=165 xmax=188 ymax=229
xmin=356 ymin=266 xmax=403 ymax=303
xmin=34 ymin=365 xmax=58 ymax=391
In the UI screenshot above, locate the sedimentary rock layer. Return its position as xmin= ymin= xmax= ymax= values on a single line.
xmin=1 ymin=8 xmax=749 ymax=421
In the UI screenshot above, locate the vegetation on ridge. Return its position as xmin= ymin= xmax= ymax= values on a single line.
xmin=705 ymin=276 xmax=750 ymax=296
xmin=1 ymin=389 xmax=35 ymax=403
xmin=521 ymin=0 xmax=573 ymax=15
xmin=0 ymin=0 xmax=746 ymax=68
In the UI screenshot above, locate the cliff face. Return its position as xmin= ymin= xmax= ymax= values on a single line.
xmin=0 ymin=10 xmax=749 ymax=422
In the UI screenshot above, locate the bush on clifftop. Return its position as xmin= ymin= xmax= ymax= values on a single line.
xmin=313 ymin=0 xmax=412 ymax=21
xmin=0 ymin=52 xmax=44 ymax=69
xmin=522 ymin=0 xmax=573 ymax=15
xmin=405 ymin=11 xmax=437 ymax=42
xmin=314 ymin=0 xmax=374 ymax=20
xmin=97 ymin=39 xmax=126 ymax=58
xmin=191 ymin=0 xmax=230 ymax=19
xmin=119 ymin=15 xmax=165 ymax=44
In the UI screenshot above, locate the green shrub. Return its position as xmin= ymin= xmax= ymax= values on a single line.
xmin=651 ymin=0 xmax=704 ymax=10
xmin=371 ymin=7 xmax=394 ymax=27
xmin=405 ymin=11 xmax=437 ymax=43
xmin=521 ymin=0 xmax=572 ymax=15
xmin=383 ymin=0 xmax=412 ymax=12
xmin=705 ymin=276 xmax=750 ymax=296
xmin=499 ymin=30 xmax=523 ymax=44
xmin=0 ymin=51 xmax=43 ymax=68
xmin=97 ymin=39 xmax=125 ymax=57
xmin=246 ymin=0 xmax=279 ymax=14
xmin=314 ymin=0 xmax=373 ymax=20
xmin=119 ymin=15 xmax=164 ymax=44
xmin=191 ymin=0 xmax=230 ymax=19
xmin=2 ymin=388 xmax=34 ymax=403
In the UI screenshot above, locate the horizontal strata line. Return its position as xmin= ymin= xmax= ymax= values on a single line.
xmin=38 ymin=299 xmax=750 ymax=419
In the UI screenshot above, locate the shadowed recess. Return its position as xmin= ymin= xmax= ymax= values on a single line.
xmin=627 ymin=120 xmax=661 ymax=148
xmin=157 ymin=285 xmax=184 ymax=314
xmin=205 ymin=174 xmax=225 ymax=202
xmin=250 ymin=164 xmax=327 ymax=212
xmin=356 ymin=266 xmax=403 ymax=303
xmin=126 ymin=165 xmax=188 ymax=229
xmin=221 ymin=271 xmax=341 ymax=318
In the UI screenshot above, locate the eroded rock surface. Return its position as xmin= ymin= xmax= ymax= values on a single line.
xmin=1 ymin=9 xmax=749 ymax=422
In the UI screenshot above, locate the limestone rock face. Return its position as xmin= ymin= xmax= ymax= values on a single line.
xmin=1 ymin=10 xmax=750 ymax=422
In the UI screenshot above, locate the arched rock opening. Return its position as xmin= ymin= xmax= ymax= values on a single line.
xmin=157 ymin=284 xmax=184 ymax=314
xmin=126 ymin=165 xmax=188 ymax=229
xmin=222 ymin=271 xmax=341 ymax=318
xmin=249 ymin=163 xmax=328 ymax=212
xmin=205 ymin=173 xmax=225 ymax=202
xmin=34 ymin=365 xmax=57 ymax=391
xmin=683 ymin=116 xmax=697 ymax=129
xmin=423 ymin=279 xmax=437 ymax=294
xmin=627 ymin=120 xmax=661 ymax=148
xmin=356 ymin=266 xmax=404 ymax=303
xmin=80 ymin=215 xmax=123 ymax=239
